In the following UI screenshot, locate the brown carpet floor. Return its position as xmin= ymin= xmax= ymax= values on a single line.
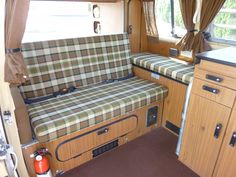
xmin=61 ymin=128 xmax=199 ymax=177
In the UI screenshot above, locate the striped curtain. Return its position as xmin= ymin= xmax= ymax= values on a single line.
xmin=192 ymin=0 xmax=226 ymax=53
xmin=4 ymin=0 xmax=30 ymax=85
xmin=142 ymin=0 xmax=158 ymax=37
xmin=176 ymin=0 xmax=196 ymax=51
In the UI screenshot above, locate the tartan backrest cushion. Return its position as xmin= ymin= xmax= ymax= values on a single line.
xmin=19 ymin=33 xmax=132 ymax=99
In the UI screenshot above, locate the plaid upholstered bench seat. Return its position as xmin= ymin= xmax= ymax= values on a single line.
xmin=131 ymin=53 xmax=194 ymax=85
xmin=18 ymin=34 xmax=170 ymax=174
xmin=27 ymin=76 xmax=168 ymax=143
xmin=16 ymin=34 xmax=169 ymax=145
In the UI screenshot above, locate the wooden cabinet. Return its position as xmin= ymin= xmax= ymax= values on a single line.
xmin=179 ymin=94 xmax=231 ymax=177
xmin=213 ymin=105 xmax=236 ymax=177
xmin=179 ymin=57 xmax=236 ymax=177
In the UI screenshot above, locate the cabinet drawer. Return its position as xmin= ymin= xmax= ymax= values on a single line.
xmin=195 ymin=66 xmax=236 ymax=90
xmin=56 ymin=115 xmax=138 ymax=162
xmin=192 ymin=78 xmax=236 ymax=108
xmin=198 ymin=60 xmax=236 ymax=80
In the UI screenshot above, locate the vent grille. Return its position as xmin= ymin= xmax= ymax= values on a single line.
xmin=166 ymin=121 xmax=180 ymax=135
xmin=93 ymin=140 xmax=118 ymax=158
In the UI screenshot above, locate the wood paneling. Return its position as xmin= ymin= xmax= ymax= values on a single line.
xmin=10 ymin=87 xmax=32 ymax=144
xmin=128 ymin=0 xmax=142 ymax=53
xmin=147 ymin=38 xmax=195 ymax=63
xmin=179 ymin=94 xmax=231 ymax=177
xmin=161 ymin=79 xmax=187 ymax=129
xmin=127 ymin=0 xmax=148 ymax=53
xmin=147 ymin=38 xmax=176 ymax=57
xmin=213 ymin=101 xmax=236 ymax=177
xmin=22 ymin=101 xmax=163 ymax=177
xmin=192 ymin=78 xmax=236 ymax=108
xmin=133 ymin=66 xmax=187 ymax=131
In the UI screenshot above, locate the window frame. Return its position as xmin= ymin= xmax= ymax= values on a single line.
xmin=207 ymin=3 xmax=236 ymax=46
xmin=155 ymin=0 xmax=183 ymax=39
xmin=170 ymin=0 xmax=183 ymax=38
xmin=208 ymin=36 xmax=236 ymax=46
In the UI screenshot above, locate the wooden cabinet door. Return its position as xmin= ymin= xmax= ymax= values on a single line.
xmin=213 ymin=103 xmax=236 ymax=177
xmin=179 ymin=94 xmax=231 ymax=177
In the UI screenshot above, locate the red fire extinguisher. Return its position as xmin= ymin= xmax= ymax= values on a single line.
xmin=31 ymin=148 xmax=52 ymax=177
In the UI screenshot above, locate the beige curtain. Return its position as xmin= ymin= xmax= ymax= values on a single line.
xmin=192 ymin=0 xmax=226 ymax=53
xmin=5 ymin=0 xmax=30 ymax=85
xmin=176 ymin=0 xmax=196 ymax=51
xmin=142 ymin=0 xmax=158 ymax=37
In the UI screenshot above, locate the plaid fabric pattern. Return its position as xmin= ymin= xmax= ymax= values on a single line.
xmin=28 ymin=77 xmax=168 ymax=142
xmin=20 ymin=33 xmax=132 ymax=99
xmin=131 ymin=53 xmax=194 ymax=84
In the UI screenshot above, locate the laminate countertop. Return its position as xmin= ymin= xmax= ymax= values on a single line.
xmin=196 ymin=47 xmax=236 ymax=67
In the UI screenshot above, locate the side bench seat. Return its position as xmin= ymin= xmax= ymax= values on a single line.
xmin=19 ymin=34 xmax=170 ymax=175
xmin=28 ymin=76 xmax=168 ymax=143
xmin=131 ymin=53 xmax=194 ymax=85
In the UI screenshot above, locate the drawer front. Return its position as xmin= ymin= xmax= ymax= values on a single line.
xmin=195 ymin=66 xmax=236 ymax=90
xmin=198 ymin=60 xmax=236 ymax=79
xmin=56 ymin=115 xmax=138 ymax=162
xmin=192 ymin=78 xmax=236 ymax=108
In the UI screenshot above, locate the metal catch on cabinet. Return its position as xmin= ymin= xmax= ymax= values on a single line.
xmin=229 ymin=132 xmax=236 ymax=147
xmin=214 ymin=123 xmax=223 ymax=139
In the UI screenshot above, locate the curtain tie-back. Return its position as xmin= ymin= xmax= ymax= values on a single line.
xmin=5 ymin=48 xmax=21 ymax=54
xmin=188 ymin=29 xmax=198 ymax=32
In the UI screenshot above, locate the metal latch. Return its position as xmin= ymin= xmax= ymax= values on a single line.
xmin=128 ymin=25 xmax=133 ymax=34
xmin=3 ymin=111 xmax=13 ymax=125
xmin=55 ymin=170 xmax=65 ymax=176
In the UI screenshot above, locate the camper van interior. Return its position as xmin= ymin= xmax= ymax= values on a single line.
xmin=1 ymin=0 xmax=236 ymax=177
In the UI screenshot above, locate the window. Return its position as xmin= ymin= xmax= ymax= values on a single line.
xmin=208 ymin=0 xmax=236 ymax=45
xmin=155 ymin=0 xmax=185 ymax=38
xmin=23 ymin=1 xmax=124 ymax=42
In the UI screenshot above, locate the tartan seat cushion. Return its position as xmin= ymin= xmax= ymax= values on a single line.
xmin=131 ymin=53 xmax=194 ymax=84
xmin=20 ymin=33 xmax=132 ymax=99
xmin=28 ymin=77 xmax=168 ymax=142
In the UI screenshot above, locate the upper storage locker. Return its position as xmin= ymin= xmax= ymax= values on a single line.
xmin=23 ymin=1 xmax=124 ymax=42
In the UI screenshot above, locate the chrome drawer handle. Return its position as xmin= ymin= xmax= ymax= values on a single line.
xmin=97 ymin=127 xmax=109 ymax=135
xmin=202 ymin=85 xmax=220 ymax=94
xmin=206 ymin=74 xmax=223 ymax=83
